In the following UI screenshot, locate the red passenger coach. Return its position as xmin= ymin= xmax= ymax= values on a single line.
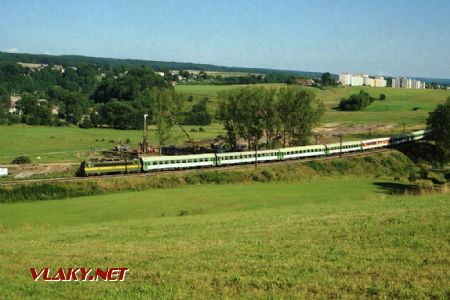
xmin=361 ymin=137 xmax=390 ymax=150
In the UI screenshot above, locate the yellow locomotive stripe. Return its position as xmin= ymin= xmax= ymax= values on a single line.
xmin=85 ymin=165 xmax=140 ymax=172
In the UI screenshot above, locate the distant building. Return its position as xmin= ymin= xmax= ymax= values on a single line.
xmin=295 ymin=79 xmax=315 ymax=86
xmin=392 ymin=77 xmax=401 ymax=88
xmin=338 ymin=73 xmax=352 ymax=85
xmin=17 ymin=62 xmax=65 ymax=73
xmin=339 ymin=72 xmax=426 ymax=89
xmin=401 ymin=78 xmax=411 ymax=88
xmin=373 ymin=76 xmax=387 ymax=87
xmin=351 ymin=74 xmax=364 ymax=86
xmin=9 ymin=95 xmax=21 ymax=114
xmin=51 ymin=106 xmax=59 ymax=115
xmin=362 ymin=74 xmax=373 ymax=86
xmin=37 ymin=99 xmax=48 ymax=105
xmin=396 ymin=77 xmax=425 ymax=89
xmin=339 ymin=73 xmax=385 ymax=87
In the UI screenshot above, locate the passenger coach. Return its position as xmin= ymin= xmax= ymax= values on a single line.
xmin=79 ymin=130 xmax=427 ymax=176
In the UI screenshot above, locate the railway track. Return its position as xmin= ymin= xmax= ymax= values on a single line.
xmin=0 ymin=148 xmax=393 ymax=186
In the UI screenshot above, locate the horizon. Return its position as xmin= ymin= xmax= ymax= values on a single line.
xmin=3 ymin=50 xmax=450 ymax=82
xmin=1 ymin=0 xmax=450 ymax=78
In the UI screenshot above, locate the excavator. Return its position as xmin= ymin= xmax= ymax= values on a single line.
xmin=177 ymin=123 xmax=201 ymax=153
xmin=138 ymin=113 xmax=205 ymax=155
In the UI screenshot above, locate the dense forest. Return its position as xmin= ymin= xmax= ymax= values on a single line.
xmin=0 ymin=61 xmax=197 ymax=130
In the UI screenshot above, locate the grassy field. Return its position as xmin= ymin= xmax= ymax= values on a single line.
xmin=0 ymin=178 xmax=448 ymax=298
xmin=0 ymin=123 xmax=224 ymax=163
xmin=176 ymin=84 xmax=450 ymax=131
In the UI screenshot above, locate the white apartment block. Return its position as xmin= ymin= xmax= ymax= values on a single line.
xmin=392 ymin=77 xmax=425 ymax=89
xmin=402 ymin=78 xmax=412 ymax=88
xmin=338 ymin=73 xmax=352 ymax=85
xmin=373 ymin=77 xmax=387 ymax=87
xmin=392 ymin=78 xmax=401 ymax=88
xmin=339 ymin=73 xmax=386 ymax=87
xmin=351 ymin=75 xmax=364 ymax=86
xmin=340 ymin=72 xmax=426 ymax=89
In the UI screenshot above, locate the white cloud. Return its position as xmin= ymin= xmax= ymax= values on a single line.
xmin=44 ymin=51 xmax=51 ymax=55
xmin=3 ymin=48 xmax=19 ymax=53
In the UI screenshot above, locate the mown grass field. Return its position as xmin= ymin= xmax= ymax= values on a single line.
xmin=0 ymin=178 xmax=448 ymax=298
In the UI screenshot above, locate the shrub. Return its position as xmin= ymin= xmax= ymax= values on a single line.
xmin=339 ymin=90 xmax=372 ymax=111
xmin=379 ymin=93 xmax=386 ymax=100
xmin=177 ymin=210 xmax=190 ymax=217
xmin=78 ymin=116 xmax=92 ymax=129
xmin=12 ymin=156 xmax=31 ymax=164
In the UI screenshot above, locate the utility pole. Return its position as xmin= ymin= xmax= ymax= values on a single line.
xmin=339 ymin=134 xmax=343 ymax=158
xmin=254 ymin=141 xmax=258 ymax=168
xmin=315 ymin=133 xmax=319 ymax=145
xmin=143 ymin=114 xmax=149 ymax=154
xmin=369 ymin=127 xmax=372 ymax=137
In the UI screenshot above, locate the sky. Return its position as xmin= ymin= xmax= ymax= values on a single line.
xmin=1 ymin=0 xmax=450 ymax=78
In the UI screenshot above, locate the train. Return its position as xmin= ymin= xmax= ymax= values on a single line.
xmin=79 ymin=130 xmax=426 ymax=176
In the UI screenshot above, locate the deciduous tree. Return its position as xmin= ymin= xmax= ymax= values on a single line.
xmin=426 ymin=97 xmax=450 ymax=162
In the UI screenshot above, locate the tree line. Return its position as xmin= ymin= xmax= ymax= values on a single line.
xmin=0 ymin=51 xmax=324 ymax=80
xmin=217 ymin=86 xmax=325 ymax=152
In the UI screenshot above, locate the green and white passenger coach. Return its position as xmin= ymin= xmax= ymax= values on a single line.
xmin=79 ymin=130 xmax=427 ymax=176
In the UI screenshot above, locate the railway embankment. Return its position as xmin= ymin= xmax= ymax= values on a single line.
xmin=0 ymin=151 xmax=447 ymax=203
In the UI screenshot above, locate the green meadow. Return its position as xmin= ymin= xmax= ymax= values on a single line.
xmin=0 ymin=123 xmax=224 ymax=163
xmin=176 ymin=84 xmax=450 ymax=130
xmin=0 ymin=178 xmax=448 ymax=299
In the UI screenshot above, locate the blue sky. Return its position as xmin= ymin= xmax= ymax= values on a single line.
xmin=1 ymin=0 xmax=450 ymax=78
